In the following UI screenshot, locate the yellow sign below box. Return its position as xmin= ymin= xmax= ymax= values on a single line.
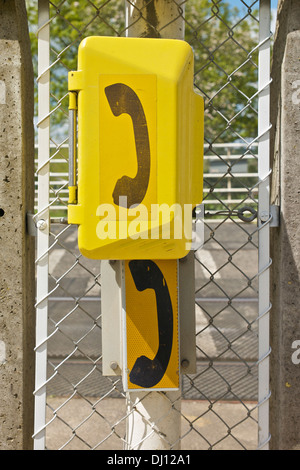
xmin=124 ymin=259 xmax=179 ymax=391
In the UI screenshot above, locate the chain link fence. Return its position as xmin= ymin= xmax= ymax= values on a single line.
xmin=31 ymin=0 xmax=272 ymax=450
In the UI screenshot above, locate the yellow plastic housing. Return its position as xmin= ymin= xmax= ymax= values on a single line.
xmin=68 ymin=36 xmax=204 ymax=259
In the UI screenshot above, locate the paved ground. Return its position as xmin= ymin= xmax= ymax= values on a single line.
xmin=45 ymin=397 xmax=258 ymax=450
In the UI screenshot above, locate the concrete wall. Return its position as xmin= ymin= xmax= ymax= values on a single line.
xmin=270 ymin=0 xmax=300 ymax=450
xmin=0 ymin=0 xmax=35 ymax=450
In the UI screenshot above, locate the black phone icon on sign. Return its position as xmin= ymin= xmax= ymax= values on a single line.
xmin=128 ymin=260 xmax=173 ymax=388
xmin=105 ymin=83 xmax=151 ymax=209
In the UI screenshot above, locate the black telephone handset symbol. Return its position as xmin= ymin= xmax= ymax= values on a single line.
xmin=104 ymin=83 xmax=151 ymax=209
xmin=128 ymin=260 xmax=173 ymax=388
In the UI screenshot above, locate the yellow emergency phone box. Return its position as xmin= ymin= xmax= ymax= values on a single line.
xmin=68 ymin=36 xmax=204 ymax=259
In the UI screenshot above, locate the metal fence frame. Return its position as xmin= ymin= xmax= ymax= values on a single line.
xmin=33 ymin=0 xmax=271 ymax=450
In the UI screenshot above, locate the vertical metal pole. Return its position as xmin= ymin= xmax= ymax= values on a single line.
xmin=34 ymin=0 xmax=50 ymax=450
xmin=124 ymin=0 xmax=185 ymax=451
xmin=258 ymin=0 xmax=271 ymax=450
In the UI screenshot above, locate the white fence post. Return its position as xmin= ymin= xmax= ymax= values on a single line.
xmin=33 ymin=0 xmax=50 ymax=450
xmin=257 ymin=0 xmax=271 ymax=450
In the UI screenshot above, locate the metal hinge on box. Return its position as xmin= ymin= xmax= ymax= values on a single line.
xmin=68 ymin=90 xmax=78 ymax=205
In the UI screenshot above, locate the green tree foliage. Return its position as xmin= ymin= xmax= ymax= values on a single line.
xmin=26 ymin=0 xmax=258 ymax=143
xmin=185 ymin=0 xmax=259 ymax=143
xmin=27 ymin=0 xmax=125 ymax=136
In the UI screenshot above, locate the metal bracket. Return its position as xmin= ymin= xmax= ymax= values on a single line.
xmin=27 ymin=213 xmax=53 ymax=235
xmin=26 ymin=212 xmax=37 ymax=236
xmin=101 ymin=260 xmax=123 ymax=376
xmin=270 ymin=204 xmax=280 ymax=227
xmin=179 ymin=251 xmax=196 ymax=374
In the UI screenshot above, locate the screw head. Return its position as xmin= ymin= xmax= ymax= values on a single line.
xmin=260 ymin=211 xmax=269 ymax=222
xmin=110 ymin=361 xmax=119 ymax=371
xmin=37 ymin=219 xmax=47 ymax=231
xmin=181 ymin=359 xmax=190 ymax=369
